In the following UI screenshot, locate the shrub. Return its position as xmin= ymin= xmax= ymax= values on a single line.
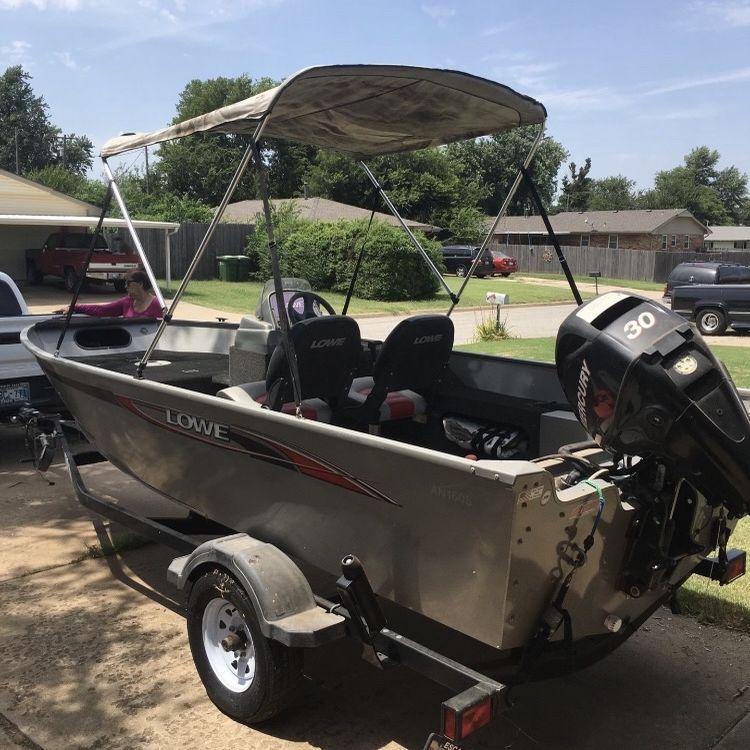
xmin=247 ymin=209 xmax=443 ymax=301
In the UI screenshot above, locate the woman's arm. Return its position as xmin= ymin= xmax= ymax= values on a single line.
xmin=72 ymin=298 xmax=128 ymax=317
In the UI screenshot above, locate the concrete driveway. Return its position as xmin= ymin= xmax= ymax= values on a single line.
xmin=0 ymin=425 xmax=748 ymax=750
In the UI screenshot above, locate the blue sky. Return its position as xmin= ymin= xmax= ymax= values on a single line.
xmin=2 ymin=0 xmax=750 ymax=192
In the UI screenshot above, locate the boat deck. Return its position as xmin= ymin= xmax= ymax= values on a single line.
xmin=72 ymin=350 xmax=229 ymax=393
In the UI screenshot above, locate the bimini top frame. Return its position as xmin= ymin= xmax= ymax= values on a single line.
xmin=95 ymin=64 xmax=551 ymax=407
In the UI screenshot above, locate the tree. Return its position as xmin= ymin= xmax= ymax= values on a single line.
xmin=157 ymin=74 xmax=279 ymax=206
xmin=446 ymin=128 xmax=568 ymax=216
xmin=0 ymin=66 xmax=93 ymax=175
xmin=640 ymin=147 xmax=749 ymax=225
xmin=588 ymin=175 xmax=637 ymax=211
xmin=446 ymin=206 xmax=486 ymax=243
xmin=558 ymin=158 xmax=592 ymax=211
xmin=26 ymin=164 xmax=106 ymax=208
xmin=306 ymin=147 xmax=463 ymax=226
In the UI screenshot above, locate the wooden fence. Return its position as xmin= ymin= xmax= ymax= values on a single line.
xmin=128 ymin=225 xmax=750 ymax=285
xmin=127 ymin=223 xmax=254 ymax=280
xmin=495 ymin=244 xmax=750 ymax=283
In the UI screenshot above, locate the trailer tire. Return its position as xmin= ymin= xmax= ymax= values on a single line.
xmin=455 ymin=264 xmax=468 ymax=278
xmin=696 ymin=307 xmax=727 ymax=336
xmin=186 ymin=568 xmax=302 ymax=724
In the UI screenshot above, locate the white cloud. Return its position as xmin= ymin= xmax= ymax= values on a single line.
xmin=56 ymin=50 xmax=85 ymax=70
xmin=0 ymin=39 xmax=32 ymax=66
xmin=637 ymin=109 xmax=711 ymax=121
xmin=480 ymin=22 xmax=517 ymax=37
xmin=0 ymin=0 xmax=82 ymax=8
xmin=643 ymin=67 xmax=750 ymax=96
xmin=688 ymin=1 xmax=750 ymax=28
xmin=507 ymin=62 xmax=559 ymax=88
xmin=421 ymin=4 xmax=456 ymax=26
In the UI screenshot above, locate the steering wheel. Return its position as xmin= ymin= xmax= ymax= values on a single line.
xmin=287 ymin=291 xmax=336 ymax=324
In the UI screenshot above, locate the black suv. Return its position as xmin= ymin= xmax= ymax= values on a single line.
xmin=664 ymin=261 xmax=750 ymax=298
xmin=441 ymin=245 xmax=494 ymax=278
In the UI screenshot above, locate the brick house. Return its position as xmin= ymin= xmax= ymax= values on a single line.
xmin=492 ymin=209 xmax=708 ymax=252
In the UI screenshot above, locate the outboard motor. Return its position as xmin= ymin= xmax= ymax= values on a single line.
xmin=556 ymin=292 xmax=750 ymax=518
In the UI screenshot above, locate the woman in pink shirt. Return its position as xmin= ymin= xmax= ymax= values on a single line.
xmin=59 ymin=270 xmax=163 ymax=318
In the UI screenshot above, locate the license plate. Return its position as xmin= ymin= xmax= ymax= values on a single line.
xmin=0 ymin=381 xmax=31 ymax=405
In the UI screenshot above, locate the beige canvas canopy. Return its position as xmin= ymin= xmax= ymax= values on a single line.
xmin=101 ymin=64 xmax=547 ymax=160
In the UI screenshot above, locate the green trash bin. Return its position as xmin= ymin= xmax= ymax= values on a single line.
xmin=217 ymin=255 xmax=239 ymax=282
xmin=235 ymin=255 xmax=250 ymax=281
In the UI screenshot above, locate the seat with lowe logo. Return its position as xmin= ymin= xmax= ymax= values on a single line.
xmin=345 ymin=314 xmax=454 ymax=425
xmin=218 ymin=315 xmax=361 ymax=422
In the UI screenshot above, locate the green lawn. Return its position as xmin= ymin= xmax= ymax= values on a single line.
xmin=458 ymin=337 xmax=750 ymax=388
xmin=160 ymin=277 xmax=586 ymax=315
xmin=517 ymin=272 xmax=663 ymax=292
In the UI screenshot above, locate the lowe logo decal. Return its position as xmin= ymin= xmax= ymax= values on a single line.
xmin=576 ymin=359 xmax=591 ymax=425
xmin=166 ymin=409 xmax=230 ymax=441
xmin=414 ymin=334 xmax=443 ymax=345
xmin=310 ymin=337 xmax=346 ymax=348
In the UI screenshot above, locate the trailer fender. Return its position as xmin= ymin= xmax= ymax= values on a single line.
xmin=167 ymin=533 xmax=345 ymax=647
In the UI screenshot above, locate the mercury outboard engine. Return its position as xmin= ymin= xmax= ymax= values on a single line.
xmin=556 ymin=292 xmax=750 ymax=519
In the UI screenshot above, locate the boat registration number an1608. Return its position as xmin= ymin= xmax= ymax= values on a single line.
xmin=165 ymin=408 xmax=230 ymax=441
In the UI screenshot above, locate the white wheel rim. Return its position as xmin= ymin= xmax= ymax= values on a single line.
xmin=202 ymin=597 xmax=256 ymax=693
xmin=702 ymin=313 xmax=719 ymax=332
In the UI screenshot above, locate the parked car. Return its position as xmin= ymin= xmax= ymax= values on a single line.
xmin=671 ymin=283 xmax=750 ymax=335
xmin=25 ymin=231 xmax=141 ymax=293
xmin=0 ymin=272 xmax=59 ymax=417
xmin=440 ymin=245 xmax=495 ymax=278
xmin=663 ymin=261 xmax=750 ymax=299
xmin=490 ymin=250 xmax=518 ymax=277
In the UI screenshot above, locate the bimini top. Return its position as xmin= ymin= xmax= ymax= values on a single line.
xmin=101 ymin=64 xmax=547 ymax=161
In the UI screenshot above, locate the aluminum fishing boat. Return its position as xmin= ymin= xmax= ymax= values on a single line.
xmin=21 ymin=65 xmax=749 ymax=744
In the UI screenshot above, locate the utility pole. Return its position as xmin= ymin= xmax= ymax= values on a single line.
xmin=144 ymin=146 xmax=150 ymax=193
xmin=62 ymin=134 xmax=67 ymax=169
xmin=14 ymin=128 xmax=20 ymax=174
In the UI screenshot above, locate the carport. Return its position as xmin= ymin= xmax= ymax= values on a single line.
xmin=0 ymin=214 xmax=180 ymax=290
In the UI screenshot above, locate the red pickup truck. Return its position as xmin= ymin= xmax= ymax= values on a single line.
xmin=25 ymin=231 xmax=141 ymax=292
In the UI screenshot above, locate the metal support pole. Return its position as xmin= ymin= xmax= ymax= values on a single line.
xmin=54 ymin=186 xmax=114 ymax=356
xmin=134 ymin=138 xmax=257 ymax=377
xmin=250 ymin=137 xmax=303 ymax=408
xmin=102 ymin=160 xmax=166 ymax=312
xmin=448 ymin=124 xmax=546 ymax=314
xmin=521 ymin=165 xmax=583 ymax=305
xmin=358 ymin=161 xmax=457 ymax=304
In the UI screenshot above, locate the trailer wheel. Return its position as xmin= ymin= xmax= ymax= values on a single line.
xmin=696 ymin=307 xmax=727 ymax=336
xmin=186 ymin=569 xmax=302 ymax=724
xmin=455 ymin=264 xmax=468 ymax=277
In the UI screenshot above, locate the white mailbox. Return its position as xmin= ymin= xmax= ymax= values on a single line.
xmin=485 ymin=292 xmax=509 ymax=305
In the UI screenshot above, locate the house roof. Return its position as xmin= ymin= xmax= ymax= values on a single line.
xmin=704 ymin=225 xmax=750 ymax=242
xmin=221 ymin=196 xmax=440 ymax=233
xmin=0 ymin=168 xmax=102 ymax=216
xmin=492 ymin=209 xmax=708 ymax=236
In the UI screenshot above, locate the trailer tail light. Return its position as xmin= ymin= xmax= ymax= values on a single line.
xmin=694 ymin=548 xmax=746 ymax=585
xmin=440 ymin=685 xmax=494 ymax=741
xmin=723 ymin=550 xmax=746 ymax=584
